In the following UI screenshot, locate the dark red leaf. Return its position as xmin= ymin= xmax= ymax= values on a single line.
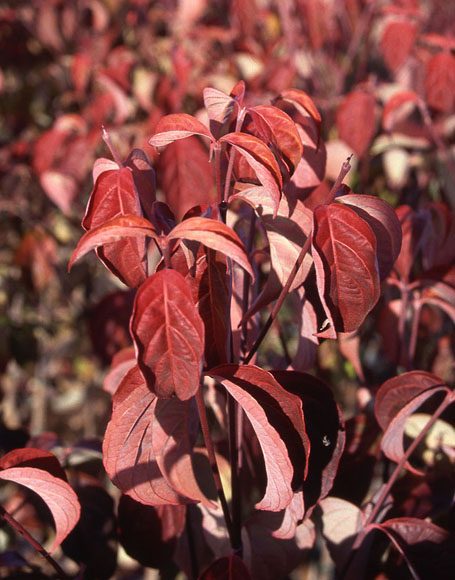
xmin=61 ymin=486 xmax=117 ymax=579
xmin=248 ymin=105 xmax=303 ymax=175
xmin=336 ymin=91 xmax=376 ymax=157
xmin=157 ymin=137 xmax=216 ymax=220
xmin=189 ymin=251 xmax=230 ymax=368
xmin=380 ymin=19 xmax=417 ymax=72
xmin=0 ymin=448 xmax=66 ymax=481
xmin=207 ymin=365 xmax=309 ymax=511
xmin=131 ymin=270 xmax=205 ymax=400
xmin=270 ymin=371 xmax=345 ymax=512
xmin=425 ymin=52 xmax=455 ymax=113
xmin=312 ymin=203 xmax=380 ymax=337
xmin=380 ymin=386 xmax=452 ymax=475
xmin=103 ymin=366 xmax=209 ymax=505
xmin=371 ymin=518 xmax=454 ymax=580
xmin=199 ymin=555 xmax=252 ymax=580
xmin=375 ymin=371 xmax=447 ymax=432
xmin=168 ymin=217 xmax=254 ymax=278
xmin=276 ymin=88 xmax=322 ymax=145
xmin=243 ymin=511 xmax=315 ymax=580
xmin=149 ymin=113 xmax=214 ymax=147
xmin=337 ymin=194 xmax=402 ymax=280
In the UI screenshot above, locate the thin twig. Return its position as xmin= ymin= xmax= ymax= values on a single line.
xmin=0 ymin=504 xmax=71 ymax=580
xmin=195 ymin=387 xmax=236 ymax=550
xmin=244 ymin=234 xmax=312 ymax=364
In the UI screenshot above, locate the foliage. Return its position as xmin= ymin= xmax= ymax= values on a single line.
xmin=0 ymin=1 xmax=454 ymax=579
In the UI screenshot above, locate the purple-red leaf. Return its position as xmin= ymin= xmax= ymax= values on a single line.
xmin=380 ymin=20 xmax=417 ymax=72
xmin=0 ymin=451 xmax=81 ymax=553
xmin=207 ymin=365 xmax=309 ymax=512
xmin=425 ymin=51 xmax=455 ymax=113
xmin=248 ymin=105 xmax=303 ymax=175
xmin=157 ymin=136 xmax=216 ymax=220
xmin=371 ymin=518 xmax=453 ymax=580
xmin=131 ymin=269 xmax=205 ymax=400
xmin=168 ymin=217 xmax=254 ymax=278
xmin=375 ymin=371 xmax=447 ymax=432
xmin=376 ymin=371 xmax=452 ymax=474
xmin=68 ymin=214 xmax=157 ymax=272
xmin=337 ymin=194 xmax=402 ymax=280
xmin=149 ymin=113 xmax=213 ymax=147
xmin=312 ymin=203 xmax=380 ymax=337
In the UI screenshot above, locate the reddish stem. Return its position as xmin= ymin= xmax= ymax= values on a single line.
xmin=0 ymin=504 xmax=71 ymax=579
xmin=195 ymin=387 xmax=236 ymax=551
xmin=101 ymin=126 xmax=123 ymax=167
xmin=244 ymin=233 xmax=312 ymax=364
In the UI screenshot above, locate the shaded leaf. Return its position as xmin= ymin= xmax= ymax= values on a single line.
xmin=207 ymin=365 xmax=309 ymax=511
xmin=220 ymin=132 xmax=282 ymax=216
xmin=199 ymin=555 xmax=252 ymax=580
xmin=103 ymin=366 xmax=208 ymax=505
xmin=276 ymin=88 xmax=322 ymax=145
xmin=118 ymin=495 xmax=185 ymax=569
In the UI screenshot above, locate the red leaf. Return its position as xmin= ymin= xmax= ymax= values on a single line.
xmin=149 ymin=113 xmax=213 ymax=147
xmin=379 ymin=383 xmax=451 ymax=474
xmin=380 ymin=19 xmax=417 ymax=71
xmin=276 ymin=88 xmax=322 ymax=144
xmin=0 ymin=463 xmax=80 ymax=553
xmin=0 ymin=449 xmax=66 ymax=481
xmin=131 ymin=270 xmax=205 ymax=400
xmin=425 ymin=51 xmax=455 ymax=113
xmin=336 ymin=90 xmax=376 ymax=157
xmin=207 ymin=365 xmax=309 ymax=511
xmin=103 ymin=366 xmax=208 ymax=505
xmin=375 ymin=371 xmax=447 ymax=432
xmin=168 ymin=217 xmax=254 ymax=278
xmin=199 ymin=555 xmax=252 ymax=580
xmin=81 ymin=163 xmax=155 ymax=287
xmin=248 ymin=105 xmax=303 ymax=175
xmin=68 ymin=214 xmax=157 ymax=273
xmin=312 ymin=203 xmax=380 ymax=336
xmin=337 ymin=194 xmax=402 ymax=280
xmin=157 ymin=136 xmax=216 ymax=220
xmin=220 ymin=132 xmax=282 ymax=216
xmin=203 ymin=87 xmax=237 ymax=138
